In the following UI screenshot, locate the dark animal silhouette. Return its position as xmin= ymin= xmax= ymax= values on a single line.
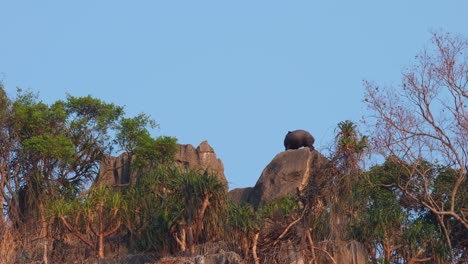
xmin=284 ymin=130 xmax=315 ymax=151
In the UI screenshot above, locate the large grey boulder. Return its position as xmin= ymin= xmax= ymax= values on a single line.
xmin=247 ymin=148 xmax=329 ymax=207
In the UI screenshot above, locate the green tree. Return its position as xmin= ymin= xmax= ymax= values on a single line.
xmin=351 ymin=158 xmax=455 ymax=263
xmin=351 ymin=159 xmax=408 ymax=263
xmin=0 ymin=87 xmax=178 ymax=262
xmin=12 ymin=92 xmax=123 ymax=228
xmin=114 ymin=114 xmax=178 ymax=171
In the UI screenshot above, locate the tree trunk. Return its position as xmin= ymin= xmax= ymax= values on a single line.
xmin=369 ymin=245 xmax=377 ymax=264
xmin=98 ymin=234 xmax=104 ymax=259
xmin=0 ymin=166 xmax=6 ymax=230
xmin=194 ymin=193 xmax=211 ymax=240
xmin=241 ymin=235 xmax=249 ymax=259
xmin=252 ymin=232 xmax=259 ymax=264
xmin=88 ymin=204 xmax=121 ymax=259
xmin=43 ymin=241 xmax=48 ymax=264
xmin=436 ymin=215 xmax=455 ymax=264
xmin=306 ymin=231 xmax=317 ymax=264
xmin=174 ymin=222 xmax=187 ymax=252
xmin=187 ymin=192 xmax=212 ymax=255
xmin=98 ymin=203 xmax=105 ymax=259
xmin=186 ymin=223 xmax=194 ymax=254
xmin=0 ymin=194 xmax=5 ymax=230
xmin=382 ymin=239 xmax=391 ymax=263
xmin=39 ymin=201 xmax=49 ymax=264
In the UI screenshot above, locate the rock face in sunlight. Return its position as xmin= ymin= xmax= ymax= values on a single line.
xmin=249 ymin=147 xmax=329 ymax=207
xmin=96 ymin=153 xmax=135 ymax=187
xmin=175 ymin=140 xmax=228 ymax=191
xmin=229 ymin=147 xmax=329 ymax=207
xmin=96 ymin=141 xmax=228 ymax=190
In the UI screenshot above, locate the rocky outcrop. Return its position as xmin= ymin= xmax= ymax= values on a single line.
xmin=95 ymin=153 xmax=135 ymax=187
xmin=175 ymin=141 xmax=227 ymax=190
xmin=229 ymin=148 xmax=368 ymax=264
xmin=96 ymin=141 xmax=228 ymax=190
xmin=227 ymin=187 xmax=253 ymax=203
xmin=246 ymin=147 xmax=329 ymax=207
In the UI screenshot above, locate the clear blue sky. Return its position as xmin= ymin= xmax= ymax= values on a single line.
xmin=1 ymin=1 xmax=467 ymax=189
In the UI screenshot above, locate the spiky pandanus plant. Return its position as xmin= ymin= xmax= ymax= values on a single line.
xmin=327 ymin=121 xmax=368 ymax=238
xmin=335 ymin=120 xmax=368 ymax=174
xmin=172 ymin=170 xmax=227 ymax=254
xmin=226 ymin=201 xmax=260 ymax=261
xmin=49 ymin=185 xmax=127 ymax=259
xmin=124 ymin=165 xmax=179 ymax=253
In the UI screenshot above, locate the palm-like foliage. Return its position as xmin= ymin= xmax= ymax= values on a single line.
xmin=49 ymin=186 xmax=127 ymax=259
xmin=125 ymin=165 xmax=228 ymax=255
xmin=172 ymin=170 xmax=227 ymax=253
xmin=125 ymin=165 xmax=179 ymax=252
xmin=335 ymin=120 xmax=368 ymax=172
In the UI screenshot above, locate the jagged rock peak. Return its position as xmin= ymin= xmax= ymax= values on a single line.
xmin=197 ymin=140 xmax=215 ymax=153
xmin=175 ymin=140 xmax=228 ymax=190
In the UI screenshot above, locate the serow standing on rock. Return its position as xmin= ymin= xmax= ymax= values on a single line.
xmin=284 ymin=130 xmax=315 ymax=151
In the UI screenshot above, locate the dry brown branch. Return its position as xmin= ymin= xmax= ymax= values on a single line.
xmin=313 ymin=245 xmax=337 ymax=264
xmin=60 ymin=216 xmax=94 ymax=248
xmin=0 ymin=228 xmax=18 ymax=264
xmin=306 ymin=230 xmax=317 ymax=264
xmin=273 ymin=210 xmax=305 ymax=246
xmin=173 ymin=224 xmax=187 ymax=252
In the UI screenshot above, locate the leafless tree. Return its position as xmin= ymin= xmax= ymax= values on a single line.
xmin=364 ymin=31 xmax=467 ymax=262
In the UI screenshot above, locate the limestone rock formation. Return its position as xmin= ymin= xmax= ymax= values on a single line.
xmin=175 ymin=140 xmax=228 ymax=190
xmin=246 ymin=147 xmax=329 ymax=207
xmin=95 ymin=153 xmax=134 ymax=187
xmin=96 ymin=141 xmax=228 ymax=190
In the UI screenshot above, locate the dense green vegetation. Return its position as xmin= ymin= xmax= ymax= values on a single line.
xmin=0 ymin=32 xmax=466 ymax=263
